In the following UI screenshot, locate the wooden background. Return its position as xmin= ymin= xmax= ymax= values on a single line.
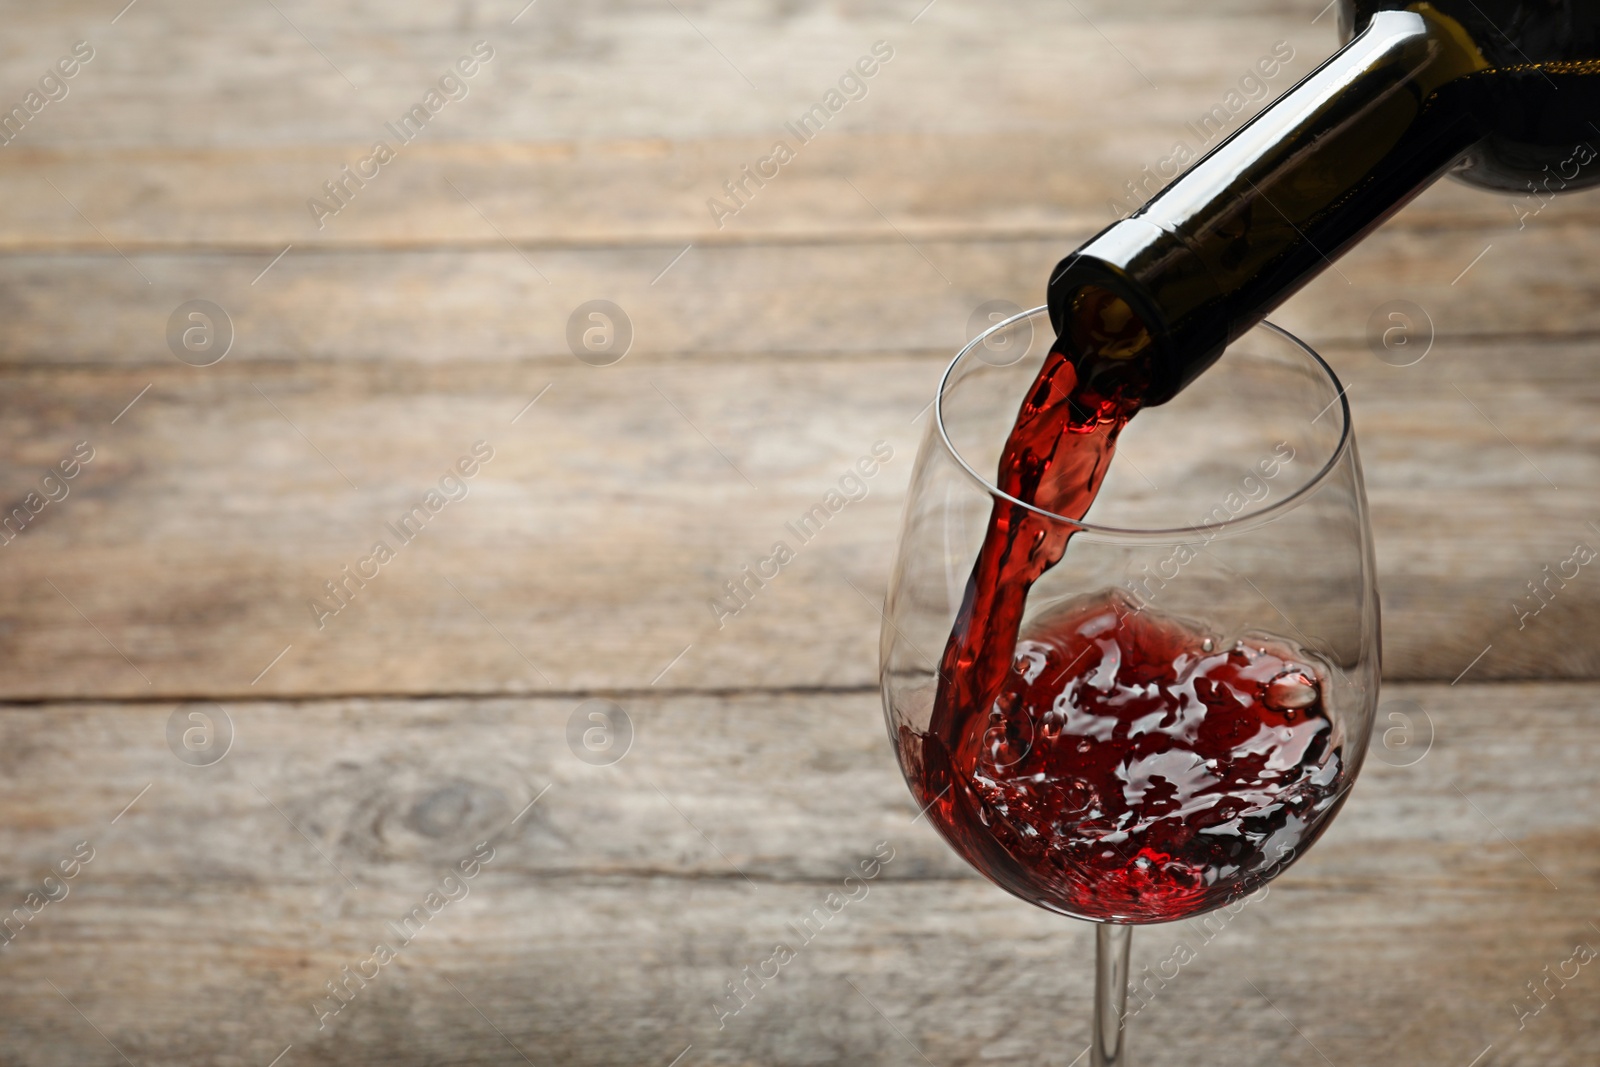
xmin=1 ymin=1 xmax=1597 ymax=1064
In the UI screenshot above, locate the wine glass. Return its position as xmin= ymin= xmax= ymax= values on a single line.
xmin=880 ymin=306 xmax=1379 ymax=1065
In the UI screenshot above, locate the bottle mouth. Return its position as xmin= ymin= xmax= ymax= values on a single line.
xmin=933 ymin=306 xmax=1354 ymax=542
xmin=1046 ymin=223 xmax=1233 ymax=406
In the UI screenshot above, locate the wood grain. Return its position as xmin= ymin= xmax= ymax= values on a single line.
xmin=0 ymin=1 xmax=1584 ymax=255
xmin=7 ymin=131 xmax=1593 ymax=255
xmin=0 ymin=216 xmax=1591 ymax=367
xmin=0 ymin=335 xmax=1595 ymax=700
xmin=0 ymin=683 xmax=1594 ymax=1066
xmin=5 ymin=3 xmax=1336 ymax=151
xmin=2 ymin=0 xmax=1598 ymax=1063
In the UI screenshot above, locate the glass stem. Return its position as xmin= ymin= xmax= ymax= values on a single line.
xmin=1092 ymin=922 xmax=1132 ymax=1067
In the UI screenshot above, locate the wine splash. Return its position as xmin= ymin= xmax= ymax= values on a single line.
xmin=907 ymin=288 xmax=1347 ymax=923
xmin=912 ymin=590 xmax=1345 ymax=922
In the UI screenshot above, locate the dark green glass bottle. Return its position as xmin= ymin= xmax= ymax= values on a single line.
xmin=1048 ymin=0 xmax=1600 ymax=403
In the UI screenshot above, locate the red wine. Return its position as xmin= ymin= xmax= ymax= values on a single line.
xmin=911 ymin=590 xmax=1345 ymax=923
xmin=905 ymin=288 xmax=1347 ymax=923
xmin=924 ymin=286 xmax=1153 ymax=755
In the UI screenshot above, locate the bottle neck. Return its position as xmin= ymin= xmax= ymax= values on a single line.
xmin=1048 ymin=9 xmax=1486 ymax=403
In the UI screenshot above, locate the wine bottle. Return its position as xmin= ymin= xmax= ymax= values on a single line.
xmin=1047 ymin=0 xmax=1600 ymax=404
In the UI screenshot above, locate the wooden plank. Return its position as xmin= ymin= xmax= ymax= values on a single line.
xmin=0 ymin=8 xmax=1585 ymax=252
xmin=0 ymin=356 xmax=926 ymax=700
xmin=6 ymin=880 xmax=1596 ymax=1066
xmin=0 ymin=219 xmax=1595 ymax=367
xmin=0 ymin=683 xmax=1595 ymax=1065
xmin=4 ymin=3 xmax=1333 ymax=155
xmin=0 ymin=683 xmax=1592 ymax=886
xmin=0 ymin=333 xmax=1596 ymax=700
xmin=1319 ymin=337 xmax=1600 ymax=684
xmin=1 ymin=131 xmax=1590 ymax=255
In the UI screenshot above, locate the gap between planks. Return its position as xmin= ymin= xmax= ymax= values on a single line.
xmin=0 ymin=214 xmax=1586 ymax=257
xmin=0 ymin=683 xmax=885 ymax=709
xmin=0 ymin=678 xmax=1593 ymax=711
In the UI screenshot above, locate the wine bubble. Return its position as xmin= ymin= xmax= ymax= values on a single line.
xmin=1265 ymin=670 xmax=1319 ymax=710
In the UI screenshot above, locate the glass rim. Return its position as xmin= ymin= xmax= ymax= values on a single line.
xmin=933 ymin=305 xmax=1354 ymax=540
